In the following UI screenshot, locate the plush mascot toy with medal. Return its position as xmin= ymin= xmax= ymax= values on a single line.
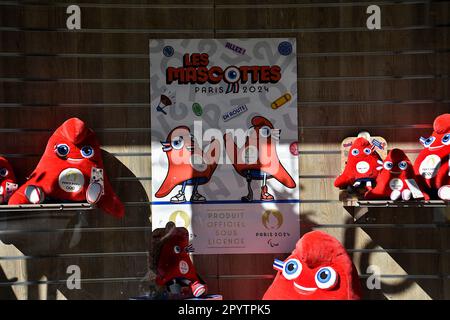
xmin=365 ymin=148 xmax=430 ymax=201
xmin=413 ymin=114 xmax=450 ymax=200
xmin=8 ymin=118 xmax=124 ymax=217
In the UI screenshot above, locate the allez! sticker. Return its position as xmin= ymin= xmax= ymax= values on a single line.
xmin=225 ymin=41 xmax=246 ymax=55
xmin=58 ymin=168 xmax=85 ymax=193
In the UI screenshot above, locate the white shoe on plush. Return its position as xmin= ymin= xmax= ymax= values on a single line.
xmin=438 ymin=185 xmax=450 ymax=200
xmin=402 ymin=189 xmax=412 ymax=201
xmin=86 ymin=182 xmax=103 ymax=204
xmin=25 ymin=185 xmax=44 ymax=204
xmin=390 ymin=190 xmax=401 ymax=201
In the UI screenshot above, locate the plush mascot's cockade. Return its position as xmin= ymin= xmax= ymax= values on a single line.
xmin=8 ymin=118 xmax=124 ymax=218
xmin=414 ymin=113 xmax=450 ymax=200
xmin=365 ymin=148 xmax=430 ymax=201
xmin=0 ymin=157 xmax=18 ymax=204
xmin=263 ymin=231 xmax=362 ymax=300
xmin=334 ymin=137 xmax=381 ymax=190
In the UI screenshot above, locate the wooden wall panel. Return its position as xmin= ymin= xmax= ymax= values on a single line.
xmin=0 ymin=0 xmax=449 ymax=300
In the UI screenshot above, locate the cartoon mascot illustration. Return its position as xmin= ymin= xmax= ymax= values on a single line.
xmin=8 ymin=118 xmax=124 ymax=218
xmin=413 ymin=114 xmax=450 ymax=200
xmin=155 ymin=126 xmax=219 ymax=203
xmin=263 ymin=231 xmax=362 ymax=300
xmin=224 ymin=116 xmax=296 ymax=202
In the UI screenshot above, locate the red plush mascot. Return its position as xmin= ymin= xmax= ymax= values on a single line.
xmin=334 ymin=137 xmax=381 ymax=190
xmin=8 ymin=118 xmax=124 ymax=218
xmin=263 ymin=231 xmax=362 ymax=300
xmin=152 ymin=222 xmax=207 ymax=298
xmin=414 ymin=114 xmax=450 ymax=200
xmin=0 ymin=157 xmax=18 ymax=204
xmin=365 ymin=148 xmax=430 ymax=201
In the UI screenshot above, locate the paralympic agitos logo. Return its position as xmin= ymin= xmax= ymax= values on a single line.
xmin=166 ymin=53 xmax=282 ymax=93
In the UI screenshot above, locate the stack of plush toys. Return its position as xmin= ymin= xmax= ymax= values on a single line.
xmin=0 ymin=117 xmax=124 ymax=218
xmin=334 ymin=113 xmax=450 ymax=201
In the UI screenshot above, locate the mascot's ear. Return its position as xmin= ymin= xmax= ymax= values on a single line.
xmin=419 ymin=136 xmax=427 ymax=145
xmin=165 ymin=221 xmax=176 ymax=233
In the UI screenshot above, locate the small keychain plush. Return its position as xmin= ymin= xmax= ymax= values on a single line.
xmin=0 ymin=157 xmax=18 ymax=204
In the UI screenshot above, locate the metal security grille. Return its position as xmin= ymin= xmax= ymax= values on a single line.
xmin=0 ymin=0 xmax=449 ymax=299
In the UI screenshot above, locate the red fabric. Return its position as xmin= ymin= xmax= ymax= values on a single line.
xmin=413 ymin=114 xmax=450 ymax=192
xmin=365 ymin=148 xmax=430 ymax=200
xmin=334 ymin=137 xmax=381 ymax=189
xmin=8 ymin=118 xmax=124 ymax=218
xmin=224 ymin=116 xmax=296 ymax=188
xmin=155 ymin=227 xmax=200 ymax=286
xmin=0 ymin=157 xmax=17 ymax=204
xmin=262 ymin=231 xmax=362 ymax=300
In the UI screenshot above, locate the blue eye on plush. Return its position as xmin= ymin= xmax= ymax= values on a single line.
xmin=442 ymin=134 xmax=450 ymax=145
xmin=399 ymin=161 xmax=408 ymax=170
xmin=421 ymin=136 xmax=435 ymax=147
xmin=384 ymin=161 xmax=394 ymax=170
xmin=315 ymin=267 xmax=338 ymax=289
xmin=55 ymin=144 xmax=70 ymax=158
xmin=363 ymin=148 xmax=371 ymax=155
xmin=282 ymin=259 xmax=302 ymax=280
xmin=351 ymin=149 xmax=359 ymax=156
xmin=0 ymin=168 xmax=8 ymax=177
xmin=81 ymin=146 xmax=94 ymax=158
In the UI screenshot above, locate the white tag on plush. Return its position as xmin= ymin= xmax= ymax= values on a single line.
xmin=90 ymin=167 xmax=105 ymax=195
xmin=5 ymin=182 xmax=18 ymax=200
xmin=405 ymin=179 xmax=424 ymax=199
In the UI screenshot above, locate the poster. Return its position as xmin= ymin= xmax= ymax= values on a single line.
xmin=150 ymin=38 xmax=299 ymax=254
